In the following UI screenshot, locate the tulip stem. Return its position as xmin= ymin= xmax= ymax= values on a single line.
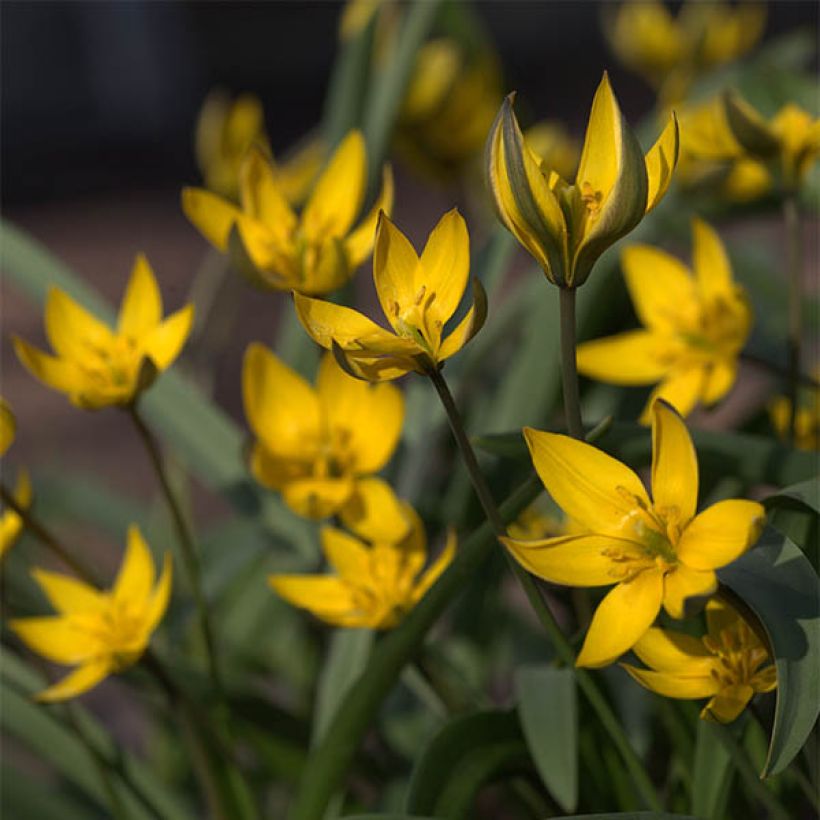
xmin=127 ymin=406 xmax=223 ymax=697
xmin=428 ymin=367 xmax=661 ymax=811
xmin=783 ymin=192 xmax=803 ymax=446
xmin=0 ymin=483 xmax=101 ymax=584
xmin=559 ymin=287 xmax=584 ymax=440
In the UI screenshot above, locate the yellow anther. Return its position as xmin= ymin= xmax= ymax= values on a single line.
xmin=580 ymin=181 xmax=603 ymax=214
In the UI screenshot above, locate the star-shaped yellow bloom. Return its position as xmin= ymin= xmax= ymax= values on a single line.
xmin=195 ymin=90 xmax=324 ymax=204
xmin=294 ymin=208 xmax=486 ymax=381
xmin=183 ymin=130 xmax=393 ymax=294
xmin=577 ymin=219 xmax=752 ymax=422
xmin=622 ymin=598 xmax=776 ymax=723
xmin=0 ymin=397 xmax=32 ymax=560
xmin=270 ymin=502 xmax=455 ymax=629
xmin=11 ymin=526 xmax=172 ymax=702
xmin=501 ymin=400 xmax=765 ymax=668
xmin=13 ymin=256 xmax=194 ymax=410
xmin=243 ymin=345 xmax=405 ymax=522
xmin=485 ymin=72 xmax=678 ymax=288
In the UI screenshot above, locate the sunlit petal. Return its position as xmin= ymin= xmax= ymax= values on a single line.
xmin=650 ymin=399 xmax=698 ymax=523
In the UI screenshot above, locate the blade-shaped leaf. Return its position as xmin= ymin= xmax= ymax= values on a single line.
xmin=692 ymin=721 xmax=734 ymax=819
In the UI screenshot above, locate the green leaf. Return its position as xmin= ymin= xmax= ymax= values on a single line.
xmin=341 ymin=816 xmax=438 ymax=820
xmin=312 ymin=628 xmax=374 ymax=745
xmin=692 ymin=721 xmax=734 ymax=820
xmin=406 ymin=710 xmax=531 ymax=818
xmin=765 ymin=478 xmax=819 ymax=564
xmin=514 ymin=665 xmax=577 ymax=812
xmin=1 ymin=764 xmax=93 ymax=820
xmin=718 ymin=530 xmax=820 ymax=777
xmin=566 ymin=815 xmax=697 ymax=820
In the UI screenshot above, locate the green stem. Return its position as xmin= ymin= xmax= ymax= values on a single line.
xmin=783 ymin=193 xmax=802 ymax=445
xmin=0 ymin=483 xmax=101 ymax=585
xmin=428 ymin=367 xmax=661 ymax=811
xmin=128 ymin=406 xmax=222 ymax=696
xmin=559 ymin=287 xmax=584 ymax=440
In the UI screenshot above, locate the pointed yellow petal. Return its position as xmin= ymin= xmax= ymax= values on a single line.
xmin=143 ymin=304 xmax=194 ymax=371
xmin=113 ymin=526 xmax=156 ymax=605
xmin=623 ymin=665 xmax=718 ymax=699
xmin=677 ymin=499 xmax=765 ymax=570
xmin=705 ymin=597 xmax=740 ymax=639
xmin=650 ymin=399 xmax=698 ymax=523
xmin=691 ymin=218 xmax=734 ymax=303
xmin=181 ymin=187 xmax=242 ymax=251
xmin=340 ymin=477 xmax=410 ymax=544
xmin=320 ymin=526 xmax=371 ymax=581
xmin=752 ymin=666 xmax=777 ymax=694
xmin=662 ymin=565 xmax=717 ymax=619
xmin=248 ymin=443 xmax=310 ymax=491
xmin=577 ymin=330 xmax=668 ymax=385
xmin=632 ymin=626 xmax=714 ymax=672
xmin=0 ymin=398 xmax=15 ymax=456
xmin=45 ymin=288 xmax=113 ymax=361
xmin=640 ymin=367 xmax=705 ymax=424
xmin=118 ymin=254 xmax=162 ymax=338
xmin=10 ymin=616 xmax=99 ymax=664
xmin=31 ymin=568 xmax=105 ymax=615
xmin=373 ymin=212 xmax=421 ymax=332
xmin=0 ymin=469 xmax=30 ymax=558
xmin=13 ymin=337 xmax=82 ymax=396
xmin=144 ymin=552 xmax=173 ymax=634
xmin=242 ymin=342 xmax=321 ymax=456
xmin=576 ymin=568 xmax=664 ymax=668
xmin=644 ymin=112 xmax=679 ymax=213
xmin=346 ymin=165 xmax=395 ymax=268
xmin=702 ymin=684 xmax=754 ymax=723
xmin=502 ymin=533 xmax=643 ymax=586
xmin=316 ymin=352 xmax=404 ymax=473
xmin=702 ymin=360 xmax=738 ymax=405
xmin=239 ymin=147 xmax=297 ymax=239
xmin=269 ymin=574 xmax=360 ymax=624
xmin=415 ymin=528 xmax=457 ymax=600
xmin=35 ymin=658 xmax=111 ymax=703
xmin=523 ymin=427 xmax=650 ymax=535
xmin=438 ymin=278 xmax=488 ymax=362
xmin=418 ymin=209 xmax=470 ymax=328
xmin=300 ymin=237 xmax=351 ymax=296
xmin=622 ymin=244 xmax=695 ymax=333
xmin=281 ymin=477 xmax=355 ymax=520
xmin=301 ymin=131 xmax=366 ymax=240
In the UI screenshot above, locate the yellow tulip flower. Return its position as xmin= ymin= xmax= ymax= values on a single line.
xmin=486 ymin=73 xmax=678 ymax=288
xmin=195 ymin=90 xmax=323 ymax=204
xmin=577 ymin=219 xmax=752 ymax=422
xmin=524 ymin=121 xmax=580 ymax=186
xmin=294 ymin=209 xmax=486 ymax=381
xmin=183 ymin=130 xmax=393 ymax=295
xmin=243 ymin=344 xmax=404 ymax=521
xmin=11 ymin=526 xmax=172 ymax=702
xmin=13 ymin=256 xmax=194 ymax=410
xmin=0 ymin=398 xmax=32 ymax=559
xmin=270 ymin=504 xmax=456 ymax=629
xmin=623 ymin=598 xmax=776 ymax=723
xmin=501 ymin=400 xmax=765 ymax=669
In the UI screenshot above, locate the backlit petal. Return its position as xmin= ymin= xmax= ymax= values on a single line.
xmin=269 ymin=575 xmax=360 ymax=622
xmin=419 ymin=209 xmax=470 ymax=328
xmin=502 ymin=533 xmax=642 ymax=586
xmin=35 ymin=658 xmax=111 ymax=703
xmin=523 ymin=427 xmax=650 ymax=535
xmin=301 ymin=131 xmax=366 ymax=240
xmin=633 ymin=626 xmax=714 ymax=672
xmin=143 ymin=305 xmax=194 ymax=371
xmin=45 ymin=288 xmax=113 ymax=361
xmin=242 ymin=343 xmax=321 ymax=456
xmin=692 ymin=218 xmax=734 ymax=303
xmin=577 ymin=330 xmax=668 ymax=385
xmin=662 ymin=565 xmax=717 ymax=619
xmin=320 ymin=526 xmax=371 ymax=583
xmin=623 ymin=665 xmax=718 ymax=699
xmin=13 ymin=337 xmax=82 ymax=396
xmin=702 ymin=360 xmax=737 ymax=405
xmin=373 ymin=213 xmax=420 ymax=333
xmin=0 ymin=398 xmax=15 ymax=456
xmin=113 ymin=526 xmax=156 ymax=605
xmin=118 ymin=255 xmax=162 ymax=337
xmin=181 ymin=187 xmax=242 ymax=251
xmin=31 ymin=569 xmax=105 ymax=615
xmin=346 ymin=165 xmax=395 ymax=268
xmin=340 ymin=477 xmax=411 ymax=544
xmin=677 ymin=499 xmax=765 ymax=570
xmin=644 ymin=113 xmax=679 ymax=213
xmin=239 ymin=147 xmax=297 ymax=239
xmin=702 ymin=684 xmax=754 ymax=723
xmin=650 ymin=399 xmax=698 ymax=523
xmin=438 ymin=278 xmax=488 ymax=361
xmin=576 ymin=568 xmax=664 ymax=668
xmin=414 ymin=528 xmax=457 ymax=600
xmin=10 ymin=617 xmax=99 ymax=664
xmin=640 ymin=367 xmax=704 ymax=424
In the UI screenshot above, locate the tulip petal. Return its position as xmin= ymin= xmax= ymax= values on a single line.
xmin=320 ymin=526 xmax=371 ymax=583
xmin=118 ymin=255 xmax=162 ymax=337
xmin=577 ymin=329 xmax=668 ymax=384
xmin=31 ymin=568 xmax=105 ymax=615
xmin=702 ymin=359 xmax=737 ymax=405
xmin=623 ymin=665 xmax=718 ymax=699
xmin=282 ymin=477 xmax=356 ymax=520
xmin=340 ymin=477 xmax=411 ymax=544
xmin=640 ymin=367 xmax=704 ymax=424
xmin=239 ymin=147 xmax=297 ymax=240
xmin=650 ymin=399 xmax=698 ymax=522
xmin=301 ymin=131 xmax=366 ymax=240
xmin=113 ymin=526 xmax=156 ymax=606
xmin=373 ymin=213 xmax=421 ymax=333
xmin=182 ymin=187 xmax=242 ymax=251
xmin=269 ymin=575 xmax=360 ymax=621
xmin=438 ymin=278 xmax=488 ymax=361
xmin=242 ymin=342 xmax=321 ymax=456
xmin=632 ymin=626 xmax=714 ymax=672
xmin=662 ymin=565 xmax=717 ymax=619
xmin=13 ymin=337 xmax=82 ymax=396
xmin=0 ymin=398 xmax=15 ymax=456
xmin=692 ymin=218 xmax=735 ymax=303
xmin=316 ymin=353 xmax=404 ymax=473
xmin=523 ymin=427 xmax=650 ymax=536
xmin=414 ymin=528 xmax=457 ymax=600
xmin=10 ymin=616 xmax=99 ymax=664
xmin=576 ymin=568 xmax=664 ymax=668
xmin=622 ymin=244 xmax=696 ymax=333
xmin=676 ymin=499 xmax=764 ymax=570
xmin=502 ymin=533 xmax=642 ymax=586
xmin=645 ymin=113 xmax=679 ymax=213
xmin=36 ymin=658 xmax=111 ymax=703
xmin=419 ymin=209 xmax=470 ymax=328
xmin=0 ymin=469 xmax=30 ymax=558
xmin=143 ymin=304 xmax=194 ymax=371
xmin=702 ymin=684 xmax=754 ymax=723
xmin=346 ymin=165 xmax=395 ymax=268
xmin=144 ymin=552 xmax=173 ymax=634
xmin=45 ymin=288 xmax=114 ymax=361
